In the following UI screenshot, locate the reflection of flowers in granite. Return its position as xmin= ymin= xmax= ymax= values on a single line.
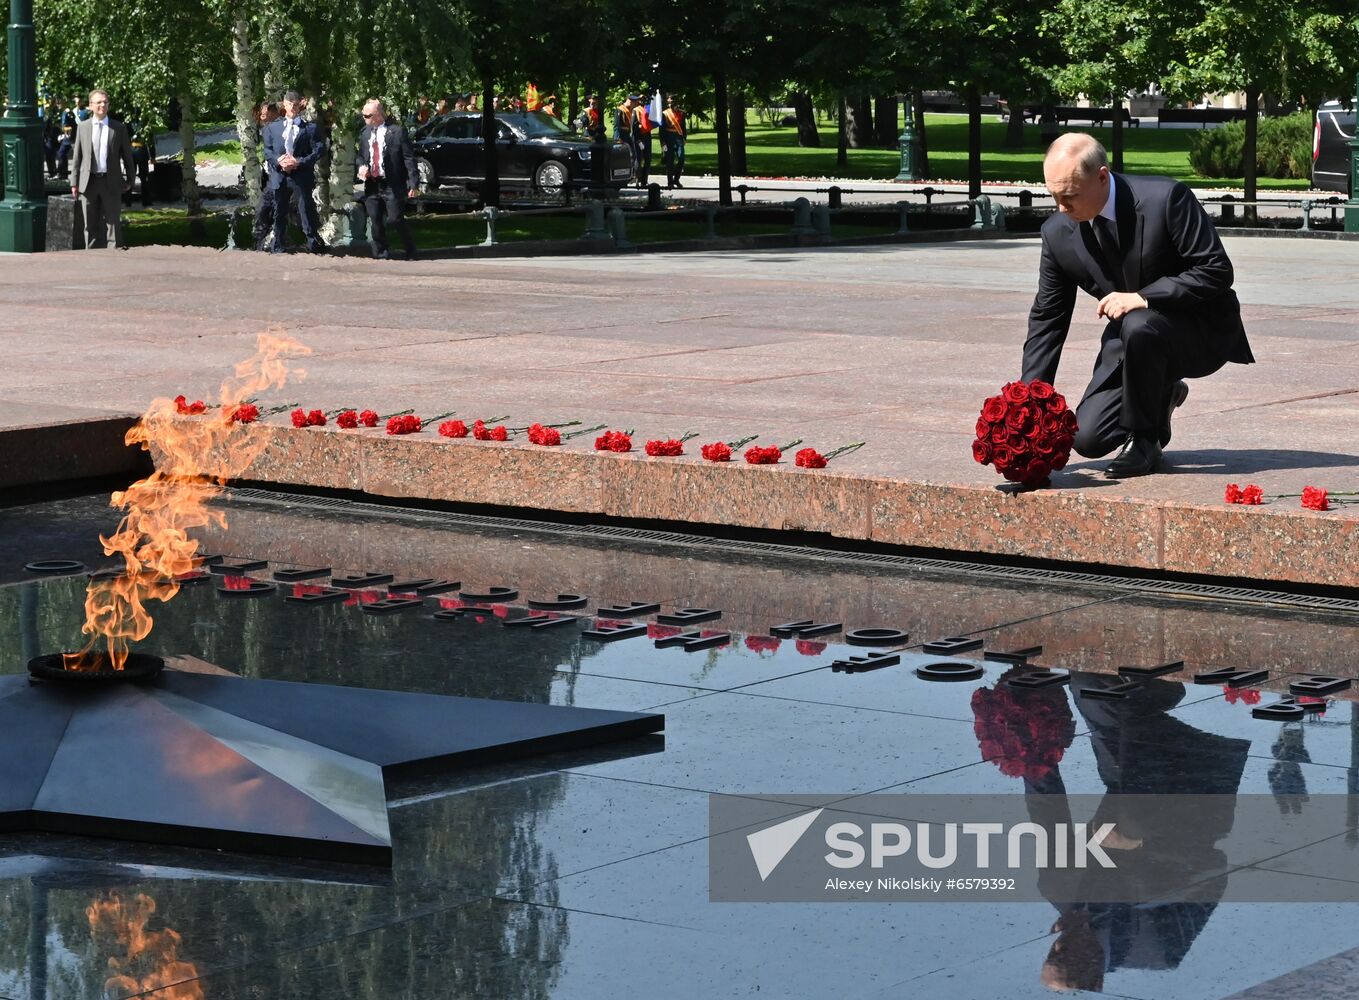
xmin=647 ymin=623 xmax=683 ymax=639
xmin=971 ymin=667 xmax=1076 ymax=781
xmin=438 ymin=597 xmax=463 ymax=610
xmin=795 ymin=639 xmax=827 ymax=656
xmin=291 ymin=583 xmax=327 ymax=598
xmin=343 ymin=589 xmax=385 ymax=607
xmin=1223 ymin=686 xmax=1262 ymax=705
xmin=745 ymin=635 xmax=782 ymax=655
xmin=220 ymin=574 xmax=255 ymax=591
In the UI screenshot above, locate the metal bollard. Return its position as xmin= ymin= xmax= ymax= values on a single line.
xmin=921 ymin=185 xmax=936 ymax=208
xmin=480 ymin=206 xmax=499 ymax=246
xmin=646 ymin=183 xmax=662 ymax=210
xmin=581 ymin=201 xmax=609 ymax=240
xmin=790 ymin=197 xmax=816 ymax=236
xmin=736 ymin=183 xmax=749 ymax=206
xmin=1220 ymin=194 xmax=1235 ymax=222
xmin=811 ymin=204 xmax=831 ymax=237
xmin=971 ymin=195 xmax=992 ymax=230
xmin=1301 ymin=199 xmax=1313 ymax=232
xmin=894 ymin=201 xmax=911 ymax=236
xmin=703 ymin=206 xmax=718 ymax=239
xmin=1018 ymin=189 xmax=1033 ymax=211
xmin=607 ymin=207 xmax=632 ymax=247
xmin=828 ymin=185 xmax=842 ymax=210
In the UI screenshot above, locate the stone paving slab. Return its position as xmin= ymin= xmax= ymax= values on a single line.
xmin=1 ymin=239 xmax=1355 ymax=587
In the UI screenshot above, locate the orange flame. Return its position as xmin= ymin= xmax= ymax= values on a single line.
xmin=64 ymin=332 xmax=310 ymax=671
xmin=87 ymin=891 xmax=204 ymax=999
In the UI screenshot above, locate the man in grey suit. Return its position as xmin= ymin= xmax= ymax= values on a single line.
xmin=69 ymin=89 xmax=136 ymax=249
xmin=1023 ymin=133 xmax=1254 ymax=478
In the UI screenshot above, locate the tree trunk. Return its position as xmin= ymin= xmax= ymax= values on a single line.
xmin=567 ymin=82 xmax=577 ymax=125
xmin=262 ymin=7 xmax=285 ymax=98
xmin=874 ymin=95 xmax=898 ymax=147
xmin=729 ymin=89 xmax=747 ymax=175
xmin=1243 ymin=87 xmax=1259 ymax=222
xmin=966 ymin=84 xmax=981 ymax=198
xmin=715 ymin=66 xmax=732 ymax=206
xmin=231 ymin=5 xmax=259 ymax=208
xmin=1003 ymin=94 xmax=1025 ymax=148
xmin=482 ymin=72 xmax=500 ymax=208
xmin=836 ymin=94 xmax=848 ymax=168
xmin=913 ymin=88 xmax=929 ymax=177
xmin=1110 ymin=93 xmax=1124 ymax=172
xmin=791 ymin=91 xmax=819 ymax=147
xmin=845 ymin=95 xmax=871 ymax=148
xmin=323 ymin=102 xmax=356 ymax=244
xmin=176 ymin=90 xmax=203 ymax=239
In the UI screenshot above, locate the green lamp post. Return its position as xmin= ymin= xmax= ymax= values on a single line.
xmin=895 ymin=92 xmax=919 ymax=182
xmin=0 ymin=0 xmax=47 ymax=252
xmin=1347 ymin=72 xmax=1359 ymax=233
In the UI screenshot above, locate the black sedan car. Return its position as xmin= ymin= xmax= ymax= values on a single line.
xmin=413 ymin=111 xmax=634 ymax=194
xmin=1313 ymin=100 xmax=1354 ymax=194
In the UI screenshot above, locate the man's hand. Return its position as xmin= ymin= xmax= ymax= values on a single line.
xmin=70 ymin=187 xmax=78 ymax=198
xmin=279 ymin=153 xmax=298 ymax=172
xmin=1096 ymin=291 xmax=1148 ymax=321
xmin=407 ymin=188 xmax=419 ymax=200
xmin=357 ymin=164 xmax=368 ymax=181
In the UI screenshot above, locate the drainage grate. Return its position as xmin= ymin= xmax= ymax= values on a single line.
xmin=220 ymin=487 xmax=1359 ymax=615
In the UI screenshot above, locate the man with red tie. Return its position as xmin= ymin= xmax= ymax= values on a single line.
xmin=356 ymin=98 xmax=420 ymax=260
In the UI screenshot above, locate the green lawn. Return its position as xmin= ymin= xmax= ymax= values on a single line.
xmin=681 ymin=114 xmax=1311 ymax=190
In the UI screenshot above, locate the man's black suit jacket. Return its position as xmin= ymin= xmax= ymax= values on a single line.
xmin=357 ymin=121 xmax=419 ymax=198
xmin=1022 ymin=173 xmax=1254 ymax=388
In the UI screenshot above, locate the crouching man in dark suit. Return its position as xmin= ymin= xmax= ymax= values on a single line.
xmin=1022 ymin=133 xmax=1254 ymax=478
xmin=356 ymin=98 xmax=420 ymax=260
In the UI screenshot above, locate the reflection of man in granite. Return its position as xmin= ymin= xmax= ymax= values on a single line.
xmin=1020 ymin=674 xmax=1250 ymax=992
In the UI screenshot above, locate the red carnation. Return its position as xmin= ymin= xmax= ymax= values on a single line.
xmin=701 ymin=442 xmax=732 ymax=462
xmin=440 ymin=419 xmax=468 ymax=438
xmin=472 ymin=419 xmax=490 ymax=440
xmin=228 ymin=402 xmax=260 ymax=424
xmin=336 ymin=409 xmax=359 ymax=429
xmin=490 ymin=425 xmax=508 ymax=441
xmin=647 ymin=622 xmax=683 ymax=639
xmin=359 ymin=409 xmax=379 ymax=427
xmin=744 ymin=445 xmax=782 ymax=465
xmin=1241 ymin=485 xmax=1264 ymax=505
xmin=795 ymin=447 xmax=827 ymax=469
xmin=1301 ymin=486 xmax=1330 ymax=511
xmin=386 ymin=414 xmax=422 ymax=435
xmin=595 ymin=430 xmax=633 ymax=452
xmin=174 ymin=394 xmax=208 ymax=415
xmin=645 ymin=438 xmax=685 ymax=456
xmin=290 ymin=408 xmax=308 ymax=428
xmin=795 ymin=639 xmax=827 ymax=656
xmin=306 ymin=409 xmax=326 ymax=427
xmin=527 ymin=423 xmax=561 ymax=446
xmin=1223 ymin=686 xmax=1262 ymax=705
xmin=1224 ymin=483 xmax=1243 ymax=504
xmin=745 ymin=635 xmax=782 ymax=654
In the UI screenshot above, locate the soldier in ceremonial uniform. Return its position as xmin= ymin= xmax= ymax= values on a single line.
xmin=576 ymin=94 xmax=605 ymax=142
xmin=633 ymin=97 xmax=654 ymax=188
xmin=615 ymin=94 xmax=638 ymax=176
xmin=660 ymin=95 xmax=686 ymax=189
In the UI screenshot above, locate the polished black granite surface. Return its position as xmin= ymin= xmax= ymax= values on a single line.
xmin=1 ymin=493 xmax=1358 ymax=999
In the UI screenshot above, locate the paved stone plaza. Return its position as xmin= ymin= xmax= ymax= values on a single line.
xmin=2 ymin=236 xmax=1357 ymax=585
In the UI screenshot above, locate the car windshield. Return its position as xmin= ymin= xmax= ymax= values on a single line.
xmin=497 ymin=112 xmax=573 ymax=138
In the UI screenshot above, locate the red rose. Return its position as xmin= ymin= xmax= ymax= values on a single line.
xmin=359 ymin=409 xmax=379 ymax=427
xmin=489 ymin=426 xmax=508 ymax=441
xmin=1061 ymin=410 xmax=1078 ymax=432
xmin=645 ymin=438 xmax=685 ymax=456
xmin=1301 ymin=486 xmax=1329 ymax=511
xmin=1040 ymin=412 xmax=1063 ymax=435
xmin=1224 ymin=483 xmax=1243 ymax=504
xmin=1003 ymin=382 xmax=1030 ymax=405
xmin=229 ymin=403 xmax=259 ymax=424
xmin=1026 ymin=459 xmax=1052 ymax=482
xmin=972 ymin=440 xmax=992 ymax=464
xmin=981 ymin=397 xmax=1007 ymax=422
xmin=336 ymin=409 xmax=359 ymax=429
xmin=990 ymin=424 xmax=1008 ymax=445
xmin=974 ymin=417 xmax=992 ymax=438
xmin=744 ymin=445 xmax=782 ymax=464
xmin=795 ymin=447 xmax=827 ymax=468
xmin=991 ymin=444 xmax=1013 ymax=468
xmin=439 ymin=419 xmax=468 ymax=438
xmin=1005 ymin=408 xmax=1032 ymax=435
xmin=1047 ymin=396 xmax=1068 ymax=415
xmin=290 ymin=408 xmax=307 ymax=428
xmin=1033 ymin=438 xmax=1056 ymax=458
xmin=1028 ymin=380 xmax=1055 ymax=401
xmin=1049 ymin=451 xmax=1069 ymax=471
xmin=1241 ymin=485 xmax=1264 ymax=505
xmin=1008 ymin=436 xmax=1031 ymax=457
xmin=701 ymin=442 xmax=732 ymax=462
xmin=306 ymin=409 xmax=326 ymax=426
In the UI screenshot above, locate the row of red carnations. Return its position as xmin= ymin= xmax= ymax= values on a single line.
xmin=173 ymin=396 xmax=864 ymax=467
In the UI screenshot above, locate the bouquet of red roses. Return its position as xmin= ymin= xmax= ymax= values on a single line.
xmin=971 ymin=380 xmax=1077 ymax=487
xmin=971 ymin=668 xmax=1077 ymax=781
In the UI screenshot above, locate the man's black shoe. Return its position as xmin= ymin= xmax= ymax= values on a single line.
xmin=1160 ymin=380 xmax=1188 ymax=447
xmin=1104 ymin=434 xmax=1162 ymax=479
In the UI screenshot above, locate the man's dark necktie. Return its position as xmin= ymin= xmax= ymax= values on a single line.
xmin=1091 ymin=215 xmax=1125 ymax=291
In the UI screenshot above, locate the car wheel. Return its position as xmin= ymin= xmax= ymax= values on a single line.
xmin=534 ymin=160 xmax=568 ymax=195
xmin=416 ymin=158 xmax=436 ymax=193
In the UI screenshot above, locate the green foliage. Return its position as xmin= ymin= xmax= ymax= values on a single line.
xmin=1186 ymin=112 xmax=1314 ymax=179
